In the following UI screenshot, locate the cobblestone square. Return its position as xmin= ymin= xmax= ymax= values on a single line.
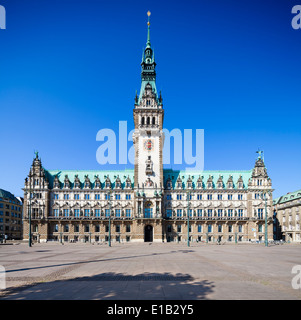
xmin=0 ymin=242 xmax=300 ymax=300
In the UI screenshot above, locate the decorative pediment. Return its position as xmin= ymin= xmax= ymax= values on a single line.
xmin=186 ymin=175 xmax=193 ymax=189
xmin=217 ymin=175 xmax=224 ymax=189
xmin=206 ymin=175 xmax=213 ymax=189
xmin=175 ymin=177 xmax=183 ymax=189
xmin=125 ymin=176 xmax=132 ymax=189
xmin=115 ymin=175 xmax=122 ymax=189
xmin=237 ymin=175 xmax=244 ymax=189
xmin=227 ymin=175 xmax=234 ymax=189
xmin=196 ymin=176 xmax=203 ymax=189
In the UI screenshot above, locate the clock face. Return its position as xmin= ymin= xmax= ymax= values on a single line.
xmin=144 ymin=139 xmax=154 ymax=151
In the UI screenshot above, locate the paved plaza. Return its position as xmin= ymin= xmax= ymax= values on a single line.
xmin=0 ymin=242 xmax=300 ymax=300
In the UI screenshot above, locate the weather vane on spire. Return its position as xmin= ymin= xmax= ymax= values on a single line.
xmin=256 ymin=149 xmax=264 ymax=160
xmin=147 ymin=11 xmax=151 ymax=26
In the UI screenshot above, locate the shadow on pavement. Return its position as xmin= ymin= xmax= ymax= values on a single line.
xmin=1 ymin=272 xmax=215 ymax=300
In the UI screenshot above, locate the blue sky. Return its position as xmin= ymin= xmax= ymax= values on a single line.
xmin=0 ymin=0 xmax=300 ymax=198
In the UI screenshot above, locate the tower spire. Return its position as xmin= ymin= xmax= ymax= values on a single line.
xmin=135 ymin=11 xmax=162 ymax=106
xmin=146 ymin=11 xmax=151 ymax=48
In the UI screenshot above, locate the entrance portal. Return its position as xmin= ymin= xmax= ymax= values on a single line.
xmin=144 ymin=225 xmax=153 ymax=242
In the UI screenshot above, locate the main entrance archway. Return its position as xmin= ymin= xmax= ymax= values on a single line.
xmin=144 ymin=225 xmax=153 ymax=242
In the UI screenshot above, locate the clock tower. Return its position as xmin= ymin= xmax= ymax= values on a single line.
xmin=133 ymin=12 xmax=164 ymax=219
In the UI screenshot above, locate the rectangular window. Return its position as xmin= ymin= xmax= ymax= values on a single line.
xmin=53 ymin=209 xmax=59 ymax=217
xmin=228 ymin=194 xmax=232 ymax=200
xmin=177 ymin=224 xmax=182 ymax=233
xmin=144 ymin=208 xmax=153 ymax=218
xmin=218 ymin=194 xmax=223 ymax=200
xmin=54 ymin=194 xmax=59 ymax=200
xmin=238 ymin=194 xmax=243 ymax=200
xmin=105 ymin=194 xmax=111 ymax=200
xmin=238 ymin=209 xmax=243 ymax=217
xmin=177 ymin=194 xmax=182 ymax=200
xmin=105 ymin=225 xmax=109 ymax=232
xmin=84 ymin=209 xmax=90 ymax=217
xmin=116 ymin=225 xmax=120 ymax=233
xmin=177 ymin=209 xmax=182 ymax=217
xmin=166 ymin=209 xmax=172 ymax=218
xmin=166 ymin=194 xmax=172 ymax=200
xmin=258 ymin=224 xmax=263 ymax=232
xmin=208 ymin=224 xmax=212 ymax=233
xmin=228 ymin=209 xmax=233 ymax=217
xmin=115 ymin=209 xmax=121 ymax=217
xmin=84 ymin=225 xmax=89 ymax=233
xmin=228 ymin=225 xmax=232 ymax=232
xmin=126 ymin=209 xmax=131 ymax=217
xmin=238 ymin=225 xmax=243 ymax=232
xmin=105 ymin=209 xmax=110 ymax=217
xmin=126 ymin=225 xmax=131 ymax=232
xmin=218 ymin=224 xmax=222 ymax=232
xmin=64 ymin=194 xmax=69 ymax=200
xmin=218 ymin=209 xmax=223 ymax=217
xmin=95 ymin=194 xmax=100 ymax=200
xmin=197 ymin=209 xmax=202 ymax=217
xmin=188 ymin=209 xmax=193 ymax=217
xmin=198 ymin=224 xmax=202 ymax=232
xmin=63 ymin=209 xmax=69 ymax=217
xmin=74 ymin=209 xmax=80 ymax=217
xmin=95 ymin=225 xmax=100 ymax=232
xmin=74 ymin=194 xmax=79 ymax=200
xmin=84 ymin=194 xmax=90 ymax=200
xmin=95 ymin=209 xmax=100 ymax=217
xmin=115 ymin=194 xmax=120 ymax=200
xmin=208 ymin=209 xmax=212 ymax=217
xmin=258 ymin=208 xmax=263 ymax=219
xmin=197 ymin=194 xmax=202 ymax=200
xmin=207 ymin=194 xmax=212 ymax=200
xmin=126 ymin=194 xmax=131 ymax=200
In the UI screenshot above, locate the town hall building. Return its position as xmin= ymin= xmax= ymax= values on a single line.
xmin=22 ymin=14 xmax=274 ymax=244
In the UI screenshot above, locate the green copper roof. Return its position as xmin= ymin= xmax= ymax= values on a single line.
xmin=45 ymin=169 xmax=134 ymax=189
xmin=273 ymin=189 xmax=301 ymax=205
xmin=163 ymin=169 xmax=253 ymax=190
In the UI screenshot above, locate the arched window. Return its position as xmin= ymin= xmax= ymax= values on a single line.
xmin=152 ymin=117 xmax=155 ymax=125
xmin=141 ymin=117 xmax=145 ymax=125
xmin=147 ymin=117 xmax=150 ymax=125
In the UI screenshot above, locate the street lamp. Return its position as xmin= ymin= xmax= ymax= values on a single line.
xmin=25 ymin=188 xmax=35 ymax=247
xmin=261 ymin=190 xmax=272 ymax=247
xmin=186 ymin=190 xmax=191 ymax=247
xmin=107 ymin=190 xmax=112 ymax=247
